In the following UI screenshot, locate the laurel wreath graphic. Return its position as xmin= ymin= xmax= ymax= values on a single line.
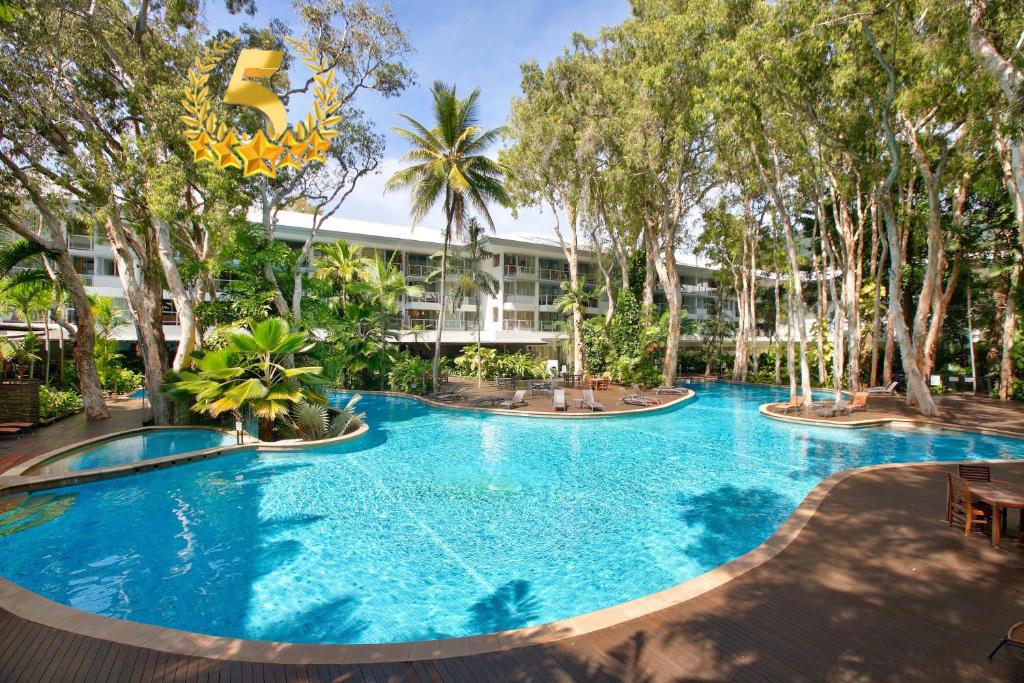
xmin=180 ymin=36 xmax=342 ymax=177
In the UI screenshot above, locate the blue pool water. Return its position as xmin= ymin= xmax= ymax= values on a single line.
xmin=26 ymin=428 xmax=237 ymax=475
xmin=1 ymin=382 xmax=1022 ymax=644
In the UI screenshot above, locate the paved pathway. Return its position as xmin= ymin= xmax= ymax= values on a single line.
xmin=2 ymin=462 xmax=1024 ymax=681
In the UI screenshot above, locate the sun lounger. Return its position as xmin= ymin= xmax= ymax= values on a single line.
xmin=815 ymin=400 xmax=847 ymax=417
xmin=499 ymin=390 xmax=527 ymax=410
xmin=552 ymin=389 xmax=566 ymax=412
xmin=653 ymin=386 xmax=685 ymax=395
xmin=618 ymin=387 xmax=659 ymax=407
xmin=430 ymin=388 xmax=466 ymax=402
xmin=780 ymin=394 xmax=811 ymax=414
xmin=631 ymin=384 xmax=661 ymax=404
xmin=581 ymin=389 xmax=604 ymax=411
xmin=865 ymin=380 xmax=898 ymax=395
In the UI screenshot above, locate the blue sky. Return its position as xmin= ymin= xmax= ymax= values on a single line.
xmin=205 ymin=0 xmax=630 ymax=236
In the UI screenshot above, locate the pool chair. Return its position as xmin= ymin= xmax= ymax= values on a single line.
xmin=947 ymin=474 xmax=991 ymax=535
xmin=581 ymin=389 xmax=604 ymax=412
xmin=431 ymin=387 xmax=466 ymax=402
xmin=618 ymin=387 xmax=659 ymax=407
xmin=499 ymin=390 xmax=527 ymax=410
xmin=552 ymin=389 xmax=567 ymax=412
xmin=631 ymin=384 xmax=661 ymax=404
xmin=865 ymin=380 xmax=898 ymax=395
xmin=653 ymin=386 xmax=685 ymax=395
xmin=990 ymin=622 xmax=1024 ymax=660
xmin=814 ymin=400 xmax=847 ymax=418
xmin=781 ymin=394 xmax=811 ymax=414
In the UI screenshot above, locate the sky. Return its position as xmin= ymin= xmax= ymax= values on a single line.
xmin=205 ymin=0 xmax=631 ymax=238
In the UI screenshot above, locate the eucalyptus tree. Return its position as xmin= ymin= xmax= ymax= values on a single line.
xmin=386 ymin=81 xmax=510 ymax=391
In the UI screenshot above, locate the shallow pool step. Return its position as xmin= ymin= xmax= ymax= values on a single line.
xmin=0 ymin=493 xmax=78 ymax=536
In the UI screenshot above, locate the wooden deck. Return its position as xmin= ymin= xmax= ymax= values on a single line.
xmin=3 ymin=461 xmax=1024 ymax=681
xmin=0 ymin=398 xmax=147 ymax=474
xmin=763 ymin=392 xmax=1024 ymax=438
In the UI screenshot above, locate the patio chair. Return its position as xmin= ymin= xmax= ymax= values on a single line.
xmin=780 ymin=394 xmax=811 ymax=414
xmin=653 ymin=386 xmax=685 ymax=395
xmin=846 ymin=391 xmax=869 ymax=412
xmin=618 ymin=387 xmax=659 ymax=407
xmin=499 ymin=390 xmax=527 ymax=410
xmin=581 ymin=389 xmax=604 ymax=412
xmin=957 ymin=464 xmax=991 ymax=482
xmin=552 ymin=389 xmax=566 ymax=412
xmin=989 ymin=622 xmax=1024 ymax=660
xmin=814 ymin=400 xmax=847 ymax=418
xmin=631 ymin=384 xmax=661 ymax=404
xmin=946 ymin=474 xmax=990 ymax=536
xmin=431 ymin=387 xmax=466 ymax=402
xmin=865 ymin=380 xmax=898 ymax=395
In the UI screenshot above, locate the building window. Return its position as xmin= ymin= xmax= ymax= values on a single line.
xmin=492 ymin=308 xmax=498 ymax=323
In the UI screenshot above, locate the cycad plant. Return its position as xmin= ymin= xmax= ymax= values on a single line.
xmin=385 ymin=81 xmax=511 ymax=391
xmin=287 ymin=394 xmax=365 ymax=441
xmin=165 ymin=318 xmax=324 ymax=440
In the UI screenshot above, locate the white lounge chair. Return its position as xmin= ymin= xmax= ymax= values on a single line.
xmin=653 ymin=386 xmax=685 ymax=395
xmin=618 ymin=387 xmax=658 ymax=407
xmin=552 ymin=389 xmax=566 ymax=412
xmin=499 ymin=390 xmax=527 ymax=410
xmin=581 ymin=389 xmax=604 ymax=411
xmin=865 ymin=381 xmax=898 ymax=395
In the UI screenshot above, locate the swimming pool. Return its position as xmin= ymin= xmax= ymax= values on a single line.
xmin=23 ymin=428 xmax=237 ymax=475
xmin=0 ymin=383 xmax=1021 ymax=645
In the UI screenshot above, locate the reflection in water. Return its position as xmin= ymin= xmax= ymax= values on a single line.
xmin=0 ymin=492 xmax=77 ymax=536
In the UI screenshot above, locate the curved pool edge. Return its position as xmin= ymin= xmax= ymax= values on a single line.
xmin=361 ymin=387 xmax=695 ymax=418
xmin=0 ymin=423 xmax=370 ymax=496
xmin=758 ymin=403 xmax=1024 ymax=439
xmin=0 ymin=455 xmax=992 ymax=665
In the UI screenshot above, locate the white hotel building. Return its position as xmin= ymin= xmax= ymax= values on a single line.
xmin=62 ymin=210 xmax=749 ymax=357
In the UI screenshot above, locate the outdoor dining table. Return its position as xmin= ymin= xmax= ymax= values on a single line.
xmin=971 ymin=482 xmax=1024 ymax=546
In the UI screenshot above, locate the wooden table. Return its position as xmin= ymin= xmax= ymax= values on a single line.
xmin=971 ymin=482 xmax=1024 ymax=546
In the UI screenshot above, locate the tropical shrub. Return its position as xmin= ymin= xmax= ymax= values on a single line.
xmin=992 ymin=378 xmax=1024 ymax=400
xmin=454 ymin=346 xmax=497 ymax=378
xmin=286 ymin=394 xmax=365 ymax=440
xmin=164 ymin=318 xmax=325 ymax=440
xmin=491 ymin=350 xmax=546 ymax=379
xmin=387 ymin=354 xmax=434 ymax=395
xmin=100 ymin=365 xmax=145 ymax=395
xmin=581 ymin=317 xmax=611 ymax=373
xmin=39 ymin=386 xmax=82 ymax=421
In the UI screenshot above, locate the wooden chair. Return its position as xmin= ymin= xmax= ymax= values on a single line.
xmin=946 ymin=474 xmax=990 ymax=536
xmin=957 ymin=464 xmax=991 ymax=482
xmin=989 ymin=622 xmax=1024 ymax=659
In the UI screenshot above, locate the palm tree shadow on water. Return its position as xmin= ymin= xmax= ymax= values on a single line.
xmin=467 ymin=579 xmax=542 ymax=634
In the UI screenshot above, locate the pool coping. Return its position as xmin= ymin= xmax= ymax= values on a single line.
xmin=758 ymin=403 xmax=1024 ymax=439
xmin=3 ymin=437 xmax=1022 ymax=664
xmin=0 ymin=423 xmax=371 ymax=494
xmin=359 ymin=387 xmax=695 ymax=418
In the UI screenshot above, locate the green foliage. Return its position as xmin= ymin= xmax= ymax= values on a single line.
xmin=453 ymin=346 xmax=497 ymax=379
xmin=452 ymin=346 xmax=544 ymax=380
xmin=992 ymin=378 xmax=1024 ymax=401
xmin=581 ymin=317 xmax=611 ymax=373
xmin=165 ymin=318 xmax=324 ymax=437
xmin=387 ymin=354 xmax=434 ymax=395
xmin=39 ymin=386 xmax=82 ymax=421
xmin=285 ymin=394 xmax=365 ymax=441
xmin=100 ymin=365 xmax=145 ymax=395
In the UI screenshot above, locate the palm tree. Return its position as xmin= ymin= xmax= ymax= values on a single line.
xmin=430 ymin=218 xmax=498 ymax=387
xmin=313 ymin=240 xmax=366 ymax=311
xmin=165 ymin=318 xmax=324 ymax=440
xmin=6 ymin=281 xmax=52 ymax=379
xmin=350 ymin=256 xmax=423 ymax=389
xmin=554 ymin=278 xmax=600 ymax=374
xmin=385 ymin=81 xmax=511 ymax=391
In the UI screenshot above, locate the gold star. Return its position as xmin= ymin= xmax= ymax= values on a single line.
xmin=277 ymin=130 xmax=309 ymax=172
xmin=235 ymin=130 xmax=286 ymax=178
xmin=211 ymin=131 xmax=242 ymax=171
xmin=187 ymin=132 xmax=216 ymax=164
xmin=304 ymin=131 xmax=331 ymax=164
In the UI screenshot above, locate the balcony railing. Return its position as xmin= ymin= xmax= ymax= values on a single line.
xmin=503 ymin=293 xmax=535 ymax=304
xmin=406 ymin=318 xmax=439 ymax=330
xmin=537 ymin=267 xmax=568 ymax=281
xmin=538 ymin=294 xmax=559 ymax=306
xmin=161 ymin=311 xmax=179 ymax=325
xmin=538 ymin=320 xmax=562 ymax=332
xmin=408 ymin=291 xmax=440 ymax=303
xmin=502 ymin=319 xmax=535 ymax=331
xmin=78 ymin=274 xmax=94 ymax=286
xmin=504 ymin=264 xmax=536 ymax=278
xmin=68 ymin=234 xmax=94 ymax=250
xmin=406 ymin=264 xmax=432 ymax=277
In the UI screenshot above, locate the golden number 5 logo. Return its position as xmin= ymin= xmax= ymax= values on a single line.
xmin=224 ymin=49 xmax=288 ymax=139
xmin=180 ymin=37 xmax=342 ymax=179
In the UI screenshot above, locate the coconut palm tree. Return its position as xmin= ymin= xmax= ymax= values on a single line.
xmin=554 ymin=278 xmax=600 ymax=374
xmin=385 ymin=81 xmax=511 ymax=391
xmin=165 ymin=318 xmax=324 ymax=440
xmin=313 ymin=240 xmax=366 ymax=311
xmin=430 ymin=218 xmax=498 ymax=387
xmin=6 ymin=281 xmax=52 ymax=379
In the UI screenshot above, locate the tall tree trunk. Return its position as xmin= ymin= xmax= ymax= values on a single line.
xmin=433 ymin=211 xmax=452 ymax=392
xmin=811 ymin=222 xmax=828 ymax=385
xmin=999 ymin=267 xmax=1018 ymax=400
xmin=773 ymin=259 xmax=782 ymax=384
xmin=642 ymin=229 xmax=656 ymax=324
xmin=550 ymin=198 xmax=584 ymax=374
xmin=154 ymin=217 xmax=196 ymax=371
xmin=868 ymin=194 xmax=886 ymax=387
